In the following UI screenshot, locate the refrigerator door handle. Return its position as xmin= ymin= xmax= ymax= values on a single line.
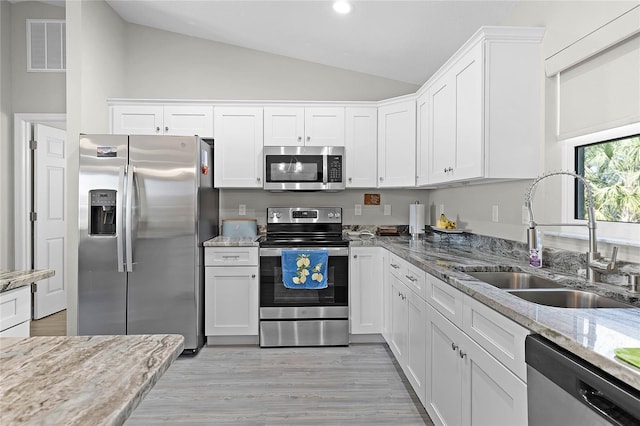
xmin=125 ymin=165 xmax=135 ymax=272
xmin=116 ymin=165 xmax=126 ymax=272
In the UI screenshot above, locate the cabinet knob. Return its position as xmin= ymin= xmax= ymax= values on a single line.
xmin=379 ymin=177 xmax=384 ymax=181
xmin=156 ymin=127 xmax=160 ymax=133
xmin=353 ymin=254 xmax=358 ymax=259
xmin=256 ymin=177 xmax=261 ymax=183
xmin=307 ymin=136 xmax=311 ymax=142
xmin=348 ymin=177 xmax=352 ymax=183
xmin=459 ymin=350 xmax=467 ymax=359
xmin=165 ymin=126 xmax=169 ymax=132
xmin=451 ymin=343 xmax=458 ymax=351
xmin=251 ymin=274 xmax=256 ymax=279
xmin=298 ymin=136 xmax=302 ymax=142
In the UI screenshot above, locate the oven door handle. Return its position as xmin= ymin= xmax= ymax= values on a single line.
xmin=259 ymin=247 xmax=349 ymax=257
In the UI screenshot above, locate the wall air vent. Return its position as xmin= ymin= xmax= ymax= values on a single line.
xmin=27 ymin=19 xmax=66 ymax=72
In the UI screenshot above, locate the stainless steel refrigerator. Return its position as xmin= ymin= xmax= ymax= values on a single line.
xmin=78 ymin=135 xmax=218 ymax=353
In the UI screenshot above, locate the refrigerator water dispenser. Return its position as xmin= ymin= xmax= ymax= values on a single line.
xmin=90 ymin=190 xmax=117 ymax=235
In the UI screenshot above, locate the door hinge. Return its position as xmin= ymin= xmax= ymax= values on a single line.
xmin=31 ymin=282 xmax=38 ymax=293
xmin=29 ymin=139 xmax=37 ymax=150
xmin=30 ymin=211 xmax=37 ymax=222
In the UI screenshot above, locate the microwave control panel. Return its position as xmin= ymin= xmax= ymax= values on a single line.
xmin=327 ymin=155 xmax=343 ymax=183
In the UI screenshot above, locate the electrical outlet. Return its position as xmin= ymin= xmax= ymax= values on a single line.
xmin=384 ymin=204 xmax=392 ymax=216
xmin=355 ymin=204 xmax=362 ymax=216
xmin=522 ymin=205 xmax=530 ymax=225
xmin=492 ymin=205 xmax=499 ymax=222
xmin=439 ymin=204 xmax=445 ymax=215
xmin=239 ymin=204 xmax=246 ymax=216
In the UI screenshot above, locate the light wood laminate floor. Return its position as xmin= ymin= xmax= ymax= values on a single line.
xmin=30 ymin=310 xmax=66 ymax=336
xmin=127 ymin=344 xmax=433 ymax=425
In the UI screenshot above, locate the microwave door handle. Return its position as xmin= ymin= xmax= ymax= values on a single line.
xmin=322 ymin=154 xmax=328 ymax=185
xmin=116 ymin=165 xmax=126 ymax=272
xmin=125 ymin=165 xmax=135 ymax=272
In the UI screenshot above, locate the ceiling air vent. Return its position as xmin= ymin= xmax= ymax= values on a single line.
xmin=27 ymin=19 xmax=66 ymax=72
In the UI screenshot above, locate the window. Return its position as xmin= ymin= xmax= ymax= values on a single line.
xmin=562 ymin=123 xmax=640 ymax=244
xmin=575 ymin=134 xmax=640 ymax=223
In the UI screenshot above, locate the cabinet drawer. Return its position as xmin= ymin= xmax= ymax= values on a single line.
xmin=205 ymin=247 xmax=258 ymax=266
xmin=0 ymin=320 xmax=30 ymax=337
xmin=0 ymin=286 xmax=31 ymax=332
xmin=403 ymin=263 xmax=426 ymax=300
xmin=388 ymin=253 xmax=404 ymax=279
xmin=463 ymin=295 xmax=529 ymax=381
xmin=426 ymin=274 xmax=464 ymax=328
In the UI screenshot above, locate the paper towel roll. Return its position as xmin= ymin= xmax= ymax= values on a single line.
xmin=409 ymin=203 xmax=425 ymax=236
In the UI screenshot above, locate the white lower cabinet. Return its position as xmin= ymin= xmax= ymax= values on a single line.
xmin=349 ymin=247 xmax=383 ymax=335
xmin=204 ymin=247 xmax=259 ymax=338
xmin=426 ymin=302 xmax=527 ymax=426
xmin=0 ymin=286 xmax=31 ymax=337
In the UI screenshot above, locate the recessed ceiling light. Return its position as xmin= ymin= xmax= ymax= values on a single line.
xmin=333 ymin=1 xmax=352 ymax=14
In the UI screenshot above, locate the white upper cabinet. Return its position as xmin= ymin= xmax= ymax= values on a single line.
xmin=415 ymin=93 xmax=430 ymax=187
xmin=213 ymin=107 xmax=264 ymax=188
xmin=377 ymin=98 xmax=417 ymax=187
xmin=345 ymin=107 xmax=378 ymax=188
xmin=264 ymin=107 xmax=345 ymax=147
xmin=420 ymin=27 xmax=545 ymax=186
xmin=111 ymin=104 xmax=213 ymax=137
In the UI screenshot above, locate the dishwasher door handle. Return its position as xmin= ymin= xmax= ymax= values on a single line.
xmin=578 ymin=381 xmax=635 ymax=426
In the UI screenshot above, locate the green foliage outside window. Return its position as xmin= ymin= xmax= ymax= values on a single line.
xmin=576 ymin=135 xmax=640 ymax=223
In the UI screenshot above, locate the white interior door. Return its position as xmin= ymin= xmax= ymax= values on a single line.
xmin=33 ymin=124 xmax=67 ymax=319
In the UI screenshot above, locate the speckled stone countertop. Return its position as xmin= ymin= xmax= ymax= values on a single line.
xmin=353 ymin=235 xmax=640 ymax=392
xmin=0 ymin=269 xmax=55 ymax=293
xmin=0 ymin=334 xmax=184 ymax=426
xmin=203 ymin=235 xmax=261 ymax=247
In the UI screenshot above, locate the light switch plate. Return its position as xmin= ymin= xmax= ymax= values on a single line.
xmin=384 ymin=204 xmax=391 ymax=216
xmin=492 ymin=205 xmax=499 ymax=222
xmin=355 ymin=204 xmax=362 ymax=216
xmin=239 ymin=204 xmax=246 ymax=216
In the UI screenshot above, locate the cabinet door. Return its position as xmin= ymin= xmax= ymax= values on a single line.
xmin=345 ymin=107 xmax=377 ymax=187
xmin=111 ymin=105 xmax=163 ymax=135
xmin=426 ymin=303 xmax=464 ymax=426
xmin=389 ymin=275 xmax=408 ymax=363
xmin=406 ymin=289 xmax=427 ymax=406
xmin=214 ymin=107 xmax=264 ymax=188
xmin=163 ymin=106 xmax=214 ymax=137
xmin=452 ymin=43 xmax=483 ymax=181
xmin=377 ymin=100 xmax=416 ymax=187
xmin=427 ymin=78 xmax=455 ymax=184
xmin=264 ymin=107 xmax=305 ymax=146
xmin=350 ymin=247 xmax=383 ymax=334
xmin=463 ymin=333 xmax=528 ymax=426
xmin=205 ymin=266 xmax=259 ymax=336
xmin=416 ymin=93 xmax=430 ymax=186
xmin=304 ymin=107 xmax=345 ymax=147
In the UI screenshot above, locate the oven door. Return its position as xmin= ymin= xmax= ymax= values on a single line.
xmin=259 ymin=246 xmax=348 ymax=318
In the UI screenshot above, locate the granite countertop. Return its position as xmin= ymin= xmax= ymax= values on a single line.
xmin=0 ymin=334 xmax=184 ymax=425
xmin=0 ymin=269 xmax=55 ymax=293
xmin=352 ymin=235 xmax=640 ymax=392
xmin=204 ymin=235 xmax=261 ymax=247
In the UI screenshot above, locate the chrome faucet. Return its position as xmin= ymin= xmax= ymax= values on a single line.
xmin=524 ymin=171 xmax=618 ymax=282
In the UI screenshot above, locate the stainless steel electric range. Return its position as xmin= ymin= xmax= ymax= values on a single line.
xmin=259 ymin=207 xmax=349 ymax=347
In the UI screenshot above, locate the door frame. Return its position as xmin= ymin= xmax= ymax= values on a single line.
xmin=14 ymin=113 xmax=66 ymax=270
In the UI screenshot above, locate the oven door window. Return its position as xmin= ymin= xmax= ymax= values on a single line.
xmin=266 ymin=155 xmax=323 ymax=183
xmin=260 ymin=254 xmax=348 ymax=307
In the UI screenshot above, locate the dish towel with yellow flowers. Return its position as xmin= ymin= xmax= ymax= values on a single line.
xmin=614 ymin=348 xmax=640 ymax=369
xmin=282 ymin=250 xmax=328 ymax=289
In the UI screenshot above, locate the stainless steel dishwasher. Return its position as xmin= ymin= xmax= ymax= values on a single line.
xmin=526 ymin=335 xmax=640 ymax=426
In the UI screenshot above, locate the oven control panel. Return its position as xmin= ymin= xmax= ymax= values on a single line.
xmin=268 ymin=207 xmax=342 ymax=224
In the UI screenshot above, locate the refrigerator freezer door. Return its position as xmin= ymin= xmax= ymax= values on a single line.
xmin=78 ymin=135 xmax=128 ymax=335
xmin=126 ymin=136 xmax=200 ymax=349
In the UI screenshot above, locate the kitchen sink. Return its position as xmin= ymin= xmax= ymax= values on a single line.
xmin=506 ymin=289 xmax=634 ymax=308
xmin=466 ymin=271 xmax=565 ymax=289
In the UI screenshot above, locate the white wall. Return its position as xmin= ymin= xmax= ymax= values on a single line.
xmin=427 ymin=1 xmax=640 ymax=262
xmin=66 ymin=0 xmax=127 ymax=335
xmin=0 ymin=0 xmax=12 ymax=270
xmin=0 ymin=1 xmax=66 ymax=270
xmin=123 ymin=23 xmax=418 ymax=101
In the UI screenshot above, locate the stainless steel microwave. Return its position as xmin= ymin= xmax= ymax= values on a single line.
xmin=263 ymin=146 xmax=345 ymax=191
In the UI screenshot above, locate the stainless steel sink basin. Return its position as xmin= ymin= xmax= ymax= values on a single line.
xmin=506 ymin=289 xmax=634 ymax=308
xmin=466 ymin=271 xmax=565 ymax=289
